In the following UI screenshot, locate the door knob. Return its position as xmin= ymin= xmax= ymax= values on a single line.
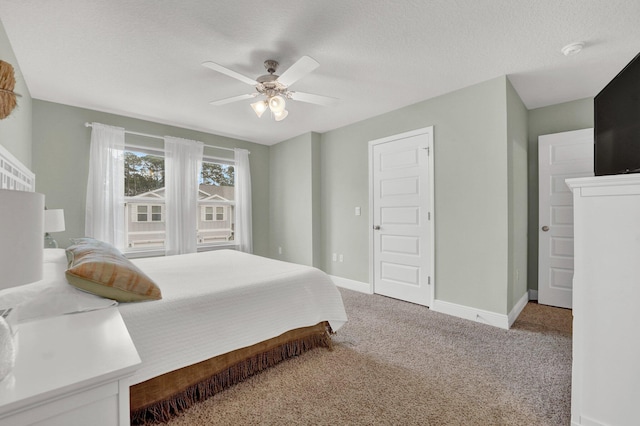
xmin=373 ymin=225 xmax=381 ymax=230
xmin=541 ymin=225 xmax=549 ymax=232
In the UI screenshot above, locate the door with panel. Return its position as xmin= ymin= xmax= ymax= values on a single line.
xmin=538 ymin=128 xmax=593 ymax=308
xmin=370 ymin=127 xmax=434 ymax=306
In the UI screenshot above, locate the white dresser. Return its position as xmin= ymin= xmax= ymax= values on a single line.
xmin=0 ymin=308 xmax=140 ymax=426
xmin=567 ymin=175 xmax=640 ymax=426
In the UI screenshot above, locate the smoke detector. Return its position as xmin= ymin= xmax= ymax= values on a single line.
xmin=561 ymin=42 xmax=584 ymax=57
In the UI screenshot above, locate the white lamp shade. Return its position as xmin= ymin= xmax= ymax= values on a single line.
xmin=44 ymin=209 xmax=65 ymax=233
xmin=250 ymin=100 xmax=268 ymax=118
xmin=274 ymin=109 xmax=289 ymax=122
xmin=0 ymin=190 xmax=44 ymax=290
xmin=268 ymin=95 xmax=286 ymax=113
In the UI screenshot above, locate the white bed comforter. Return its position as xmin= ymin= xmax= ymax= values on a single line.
xmin=119 ymin=249 xmax=347 ymax=386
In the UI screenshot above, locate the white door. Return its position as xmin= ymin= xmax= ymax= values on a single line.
xmin=369 ymin=127 xmax=434 ymax=306
xmin=538 ymin=128 xmax=593 ymax=308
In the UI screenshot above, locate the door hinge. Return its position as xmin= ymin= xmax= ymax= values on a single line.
xmin=428 ymin=212 xmax=431 ymax=220
xmin=428 ymin=276 xmax=431 ymax=285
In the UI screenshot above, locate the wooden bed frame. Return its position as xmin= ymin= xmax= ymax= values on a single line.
xmin=130 ymin=322 xmax=333 ymax=424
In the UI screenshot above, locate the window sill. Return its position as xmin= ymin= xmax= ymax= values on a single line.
xmin=123 ymin=243 xmax=237 ymax=259
xmin=197 ymin=242 xmax=237 ymax=252
xmin=123 ymin=248 xmax=165 ymax=259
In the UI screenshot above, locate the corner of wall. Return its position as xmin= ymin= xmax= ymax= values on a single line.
xmin=506 ymin=77 xmax=529 ymax=313
xmin=311 ymin=132 xmax=322 ymax=269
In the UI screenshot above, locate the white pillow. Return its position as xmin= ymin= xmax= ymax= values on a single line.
xmin=0 ymin=261 xmax=67 ymax=308
xmin=0 ymin=252 xmax=117 ymax=323
xmin=16 ymin=285 xmax=118 ymax=323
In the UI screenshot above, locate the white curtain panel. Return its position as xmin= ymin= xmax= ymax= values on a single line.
xmin=85 ymin=122 xmax=126 ymax=248
xmin=164 ymin=136 xmax=204 ymax=256
xmin=234 ymin=148 xmax=253 ymax=253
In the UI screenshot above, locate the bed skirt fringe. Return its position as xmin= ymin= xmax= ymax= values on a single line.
xmin=131 ymin=323 xmax=333 ymax=425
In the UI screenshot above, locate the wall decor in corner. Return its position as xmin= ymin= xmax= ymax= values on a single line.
xmin=0 ymin=60 xmax=18 ymax=119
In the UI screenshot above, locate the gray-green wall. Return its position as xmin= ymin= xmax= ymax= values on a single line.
xmin=0 ymin=20 xmax=32 ymax=168
xmin=526 ymin=97 xmax=594 ymax=293
xmin=506 ymin=79 xmax=529 ymax=311
xmin=32 ymin=100 xmax=271 ymax=257
xmin=269 ymin=132 xmax=322 ymax=266
xmin=318 ymin=76 xmax=519 ymax=314
xmin=2 ymin=18 xmax=595 ymax=316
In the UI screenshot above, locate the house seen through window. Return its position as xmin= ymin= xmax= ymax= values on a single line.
xmin=124 ymin=149 xmax=235 ymax=250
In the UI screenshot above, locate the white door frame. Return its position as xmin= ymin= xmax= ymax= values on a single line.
xmin=368 ymin=126 xmax=435 ymax=305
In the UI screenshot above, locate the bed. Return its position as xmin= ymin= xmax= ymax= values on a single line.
xmin=0 ymin=146 xmax=348 ymax=424
xmin=122 ymin=249 xmax=347 ymax=423
xmin=1 ymin=245 xmax=347 ymax=424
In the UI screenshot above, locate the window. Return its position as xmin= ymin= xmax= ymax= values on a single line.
xmin=201 ymin=205 xmax=226 ymax=222
xmin=137 ymin=205 xmax=148 ymax=222
xmin=197 ymin=159 xmax=235 ymax=244
xmin=123 ymin=148 xmax=235 ymax=251
xmin=152 ymin=205 xmax=162 ymax=221
xmin=124 ymin=149 xmax=166 ymax=249
xmin=132 ymin=204 xmax=164 ymax=222
xmin=203 ymin=206 xmax=214 ymax=221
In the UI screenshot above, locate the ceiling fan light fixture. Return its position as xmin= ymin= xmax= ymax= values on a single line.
xmin=251 ymin=100 xmax=268 ymax=118
xmin=268 ymin=95 xmax=286 ymax=113
xmin=204 ymin=56 xmax=337 ymax=122
xmin=274 ymin=109 xmax=289 ymax=122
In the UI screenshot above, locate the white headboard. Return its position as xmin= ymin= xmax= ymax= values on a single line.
xmin=0 ymin=144 xmax=35 ymax=192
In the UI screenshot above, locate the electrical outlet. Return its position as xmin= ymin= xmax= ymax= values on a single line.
xmin=339 ymin=254 xmax=344 ymax=262
xmin=332 ymin=253 xmax=337 ymax=262
xmin=355 ymin=207 xmax=361 ymax=216
xmin=278 ymin=246 xmax=282 ymax=255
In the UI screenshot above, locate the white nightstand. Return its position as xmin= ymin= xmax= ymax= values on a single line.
xmin=0 ymin=308 xmax=140 ymax=426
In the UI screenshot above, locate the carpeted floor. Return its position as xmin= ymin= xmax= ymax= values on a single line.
xmin=165 ymin=289 xmax=572 ymax=425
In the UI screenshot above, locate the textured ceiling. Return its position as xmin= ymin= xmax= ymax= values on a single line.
xmin=1 ymin=0 xmax=639 ymax=145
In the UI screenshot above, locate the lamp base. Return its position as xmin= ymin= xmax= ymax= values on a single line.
xmin=44 ymin=233 xmax=58 ymax=249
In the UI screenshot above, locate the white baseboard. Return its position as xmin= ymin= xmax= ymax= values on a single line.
xmin=529 ymin=289 xmax=538 ymax=300
xmin=330 ymin=275 xmax=372 ymax=294
xmin=430 ymin=299 xmax=510 ymax=329
xmin=431 ymin=291 xmax=529 ymax=330
xmin=572 ymin=414 xmax=607 ymax=426
xmin=334 ymin=279 xmax=529 ymax=330
xmin=508 ymin=292 xmax=529 ymax=328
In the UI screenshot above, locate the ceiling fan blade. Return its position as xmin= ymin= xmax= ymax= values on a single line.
xmin=209 ymin=93 xmax=256 ymax=106
xmin=277 ymin=56 xmax=320 ymax=87
xmin=202 ymin=61 xmax=258 ymax=86
xmin=290 ymin=91 xmax=339 ymax=106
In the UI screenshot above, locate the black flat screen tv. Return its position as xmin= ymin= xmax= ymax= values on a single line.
xmin=594 ymin=51 xmax=640 ymax=176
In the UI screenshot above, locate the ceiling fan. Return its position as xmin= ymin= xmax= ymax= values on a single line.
xmin=202 ymin=56 xmax=338 ymax=121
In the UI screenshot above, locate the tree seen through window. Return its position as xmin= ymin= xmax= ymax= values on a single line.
xmin=125 ymin=151 xmax=164 ymax=197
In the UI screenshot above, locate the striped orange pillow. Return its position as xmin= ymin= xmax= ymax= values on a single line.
xmin=65 ymin=238 xmax=161 ymax=302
